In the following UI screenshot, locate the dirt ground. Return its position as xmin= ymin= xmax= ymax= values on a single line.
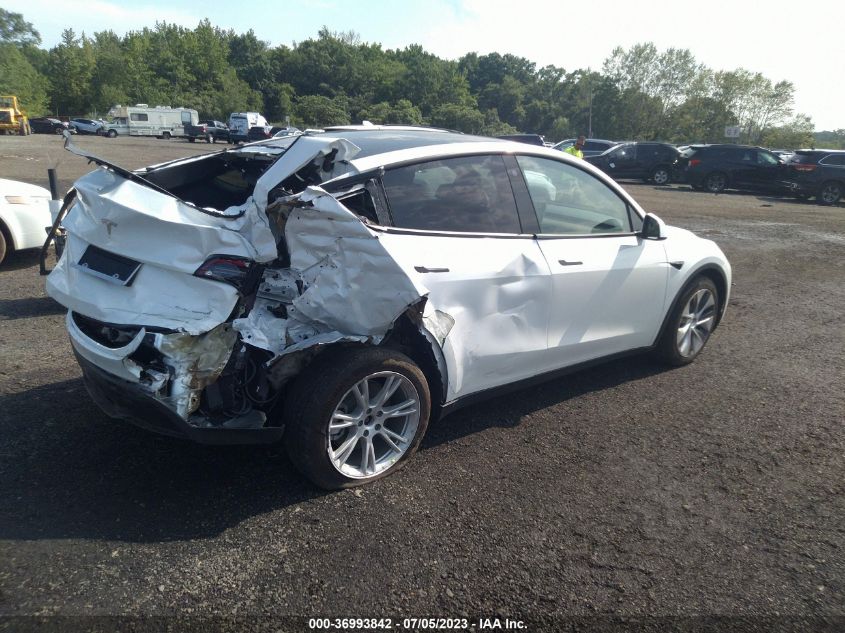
xmin=0 ymin=135 xmax=843 ymax=632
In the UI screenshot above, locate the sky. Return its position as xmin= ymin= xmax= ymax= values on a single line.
xmin=6 ymin=0 xmax=845 ymax=130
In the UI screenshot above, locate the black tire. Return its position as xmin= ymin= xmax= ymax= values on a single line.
xmin=162 ymin=131 xmax=171 ymax=140
xmin=107 ymin=129 xmax=117 ymax=138
xmin=704 ymin=172 xmax=727 ymax=193
xmin=188 ymin=137 xmax=195 ymax=143
xmin=656 ymin=276 xmax=720 ymax=367
xmin=54 ymin=127 xmax=64 ymax=135
xmin=283 ymin=347 xmax=431 ymax=489
xmin=651 ymin=166 xmax=671 ymax=185
xmin=817 ymin=181 xmax=843 ymax=206
xmin=0 ymin=228 xmax=8 ymax=266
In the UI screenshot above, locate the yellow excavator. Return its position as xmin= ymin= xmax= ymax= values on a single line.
xmin=0 ymin=96 xmax=31 ymax=135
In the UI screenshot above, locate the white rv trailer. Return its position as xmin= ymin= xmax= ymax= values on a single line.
xmin=104 ymin=104 xmax=199 ymax=138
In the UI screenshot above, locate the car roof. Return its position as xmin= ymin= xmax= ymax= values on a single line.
xmin=309 ymin=127 xmax=494 ymax=159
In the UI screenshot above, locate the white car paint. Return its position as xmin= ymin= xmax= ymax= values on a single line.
xmin=0 ymin=178 xmax=53 ymax=263
xmin=45 ymin=131 xmax=731 ymax=434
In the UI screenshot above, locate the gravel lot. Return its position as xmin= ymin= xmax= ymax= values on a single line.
xmin=1 ymin=135 xmax=843 ymax=631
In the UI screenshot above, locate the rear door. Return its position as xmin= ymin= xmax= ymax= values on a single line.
xmin=751 ymin=148 xmax=789 ymax=191
xmin=514 ymin=155 xmax=668 ymax=365
xmin=376 ymin=154 xmax=552 ymax=400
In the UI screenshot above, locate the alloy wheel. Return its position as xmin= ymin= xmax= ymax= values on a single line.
xmin=820 ymin=182 xmax=842 ymax=205
xmin=706 ymin=173 xmax=726 ymax=193
xmin=653 ymin=168 xmax=670 ymax=185
xmin=327 ymin=371 xmax=421 ymax=479
xmin=676 ymin=288 xmax=717 ymax=358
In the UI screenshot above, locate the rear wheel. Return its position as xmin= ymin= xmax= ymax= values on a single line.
xmin=704 ymin=172 xmax=727 ymax=193
xmin=818 ymin=181 xmax=843 ymax=205
xmin=0 ymin=228 xmax=8 ymax=265
xmin=651 ymin=166 xmax=671 ymax=185
xmin=107 ymin=129 xmax=117 ymax=138
xmin=284 ymin=347 xmax=430 ymax=489
xmin=656 ymin=276 xmax=719 ymax=366
xmin=162 ymin=131 xmax=171 ymax=140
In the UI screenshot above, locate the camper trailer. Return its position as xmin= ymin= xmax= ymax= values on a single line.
xmin=104 ymin=104 xmax=199 ymax=139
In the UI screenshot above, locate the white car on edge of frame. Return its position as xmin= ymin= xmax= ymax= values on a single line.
xmin=0 ymin=178 xmax=52 ymax=265
xmin=44 ymin=126 xmax=731 ymax=489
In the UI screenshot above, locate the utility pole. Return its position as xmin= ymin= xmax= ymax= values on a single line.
xmin=588 ymin=87 xmax=593 ymax=138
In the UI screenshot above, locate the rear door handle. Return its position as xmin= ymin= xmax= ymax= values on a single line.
xmin=414 ymin=266 xmax=450 ymax=273
xmin=558 ymin=260 xmax=583 ymax=266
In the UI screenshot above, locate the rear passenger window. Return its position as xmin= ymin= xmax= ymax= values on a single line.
xmin=516 ymin=156 xmax=633 ymax=235
xmin=820 ymin=154 xmax=845 ymax=166
xmin=382 ymin=155 xmax=521 ymax=233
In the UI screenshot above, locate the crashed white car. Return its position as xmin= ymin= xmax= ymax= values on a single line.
xmin=45 ymin=126 xmax=731 ymax=488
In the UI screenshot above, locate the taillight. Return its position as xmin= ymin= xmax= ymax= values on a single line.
xmin=688 ymin=159 xmax=701 ymax=168
xmin=792 ymin=163 xmax=817 ymax=172
xmin=194 ymin=256 xmax=252 ymax=289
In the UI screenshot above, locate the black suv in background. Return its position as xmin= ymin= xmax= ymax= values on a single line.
xmin=585 ymin=142 xmax=680 ymax=184
xmin=553 ymin=138 xmax=617 ymax=157
xmin=29 ymin=117 xmax=70 ymax=134
xmin=676 ymin=144 xmax=791 ymax=194
xmin=787 ymin=150 xmax=845 ymax=205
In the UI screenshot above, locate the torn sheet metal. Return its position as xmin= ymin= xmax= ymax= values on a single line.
xmin=233 ymin=186 xmax=429 ymax=356
xmin=251 ymin=136 xmax=361 ymax=211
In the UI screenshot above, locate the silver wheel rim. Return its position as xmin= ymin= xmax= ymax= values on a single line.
xmin=821 ymin=184 xmax=840 ymax=204
xmin=327 ymin=371 xmax=420 ymax=479
xmin=676 ymin=288 xmax=716 ymax=358
xmin=654 ymin=169 xmax=669 ymax=184
xmin=707 ymin=174 xmax=725 ymax=191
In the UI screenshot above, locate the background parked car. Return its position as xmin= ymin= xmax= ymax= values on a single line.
xmin=185 ymin=120 xmax=229 ymax=143
xmin=272 ymin=126 xmax=301 ymax=138
xmin=676 ymin=144 xmax=792 ymax=194
xmin=247 ymin=125 xmax=274 ymax=142
xmin=69 ymin=118 xmax=104 ymax=135
xmin=496 ymin=133 xmax=546 ymax=146
xmin=771 ymin=149 xmax=795 ymax=162
xmin=29 ymin=117 xmax=70 ymax=135
xmin=553 ymin=138 xmax=616 ymax=157
xmin=787 ymin=149 xmax=845 ymax=205
xmin=0 ymin=178 xmax=53 ymax=265
xmin=586 ymin=142 xmax=680 ymax=185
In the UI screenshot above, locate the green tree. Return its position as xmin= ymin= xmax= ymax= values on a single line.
xmin=0 ymin=43 xmax=49 ymax=113
xmin=0 ymin=8 xmax=40 ymax=46
xmin=294 ymin=94 xmax=350 ymax=127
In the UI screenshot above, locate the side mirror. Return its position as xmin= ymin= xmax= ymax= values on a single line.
xmin=640 ymin=213 xmax=666 ymax=240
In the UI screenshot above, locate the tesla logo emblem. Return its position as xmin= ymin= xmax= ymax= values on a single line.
xmin=101 ymin=219 xmax=117 ymax=235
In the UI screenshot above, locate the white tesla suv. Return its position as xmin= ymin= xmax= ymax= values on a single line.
xmin=45 ymin=127 xmax=731 ymax=488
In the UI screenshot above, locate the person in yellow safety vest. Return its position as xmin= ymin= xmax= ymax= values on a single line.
xmin=565 ymin=135 xmax=586 ymax=159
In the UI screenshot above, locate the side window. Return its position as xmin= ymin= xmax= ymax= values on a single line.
xmin=820 ymin=154 xmax=845 ymax=166
xmin=337 ymin=185 xmax=379 ymax=224
xmin=740 ymin=149 xmax=756 ymax=162
xmin=757 ymin=151 xmax=779 ymax=165
xmin=584 ymin=141 xmax=606 ymax=153
xmin=382 ymin=155 xmax=521 ymax=233
xmin=181 ymin=111 xmax=192 ymax=125
xmin=516 ymin=155 xmax=633 ymax=235
xmin=130 ymin=113 xmax=148 ymax=122
xmin=613 ymin=145 xmax=636 ymax=162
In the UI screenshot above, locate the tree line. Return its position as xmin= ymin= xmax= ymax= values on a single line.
xmin=1 ymin=8 xmax=841 ymax=148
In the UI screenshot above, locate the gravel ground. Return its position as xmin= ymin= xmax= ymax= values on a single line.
xmin=0 ymin=135 xmax=843 ymax=632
